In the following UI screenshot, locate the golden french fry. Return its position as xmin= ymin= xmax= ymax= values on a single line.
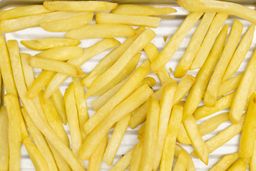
xmin=251 ymin=141 xmax=256 ymax=171
xmin=151 ymin=12 xmax=202 ymax=72
xmin=41 ymin=12 xmax=93 ymax=32
xmin=191 ymin=13 xmax=228 ymax=69
xmin=177 ymin=123 xmax=191 ymax=145
xmin=184 ymin=25 xmax=228 ymax=118
xmin=51 ymin=89 xmax=67 ymax=124
xmin=230 ymin=48 xmax=256 ymax=123
xmin=184 ymin=116 xmax=209 ymax=164
xmin=0 ymin=107 xmax=8 ymax=171
xmin=129 ymin=102 xmax=148 ymax=128
xmin=173 ymin=150 xmax=188 ymax=171
xmin=218 ymin=74 xmax=242 ymax=97
xmin=210 ymin=153 xmax=238 ymax=171
xmin=104 ymin=114 xmax=130 ymax=165
xmin=35 ymin=46 xmax=84 ymax=61
xmin=228 ymin=159 xmax=247 ymax=171
xmin=174 ymin=75 xmax=195 ymax=103
xmin=204 ymin=20 xmax=243 ymax=106
xmin=174 ymin=12 xmax=215 ymax=77
xmin=161 ymin=104 xmax=183 ymax=170
xmin=66 ymin=24 xmax=135 ymax=39
xmin=96 ymin=13 xmax=160 ymax=27
xmin=45 ymin=39 xmax=120 ymax=98
xmin=224 ymin=25 xmax=255 ymax=80
xmin=43 ymin=1 xmax=117 ymax=12
xmin=21 ymin=38 xmax=80 ymax=50
xmin=110 ymin=149 xmax=133 ymax=171
xmin=130 ymin=143 xmax=142 ymax=171
xmin=20 ymin=54 xmax=35 ymax=88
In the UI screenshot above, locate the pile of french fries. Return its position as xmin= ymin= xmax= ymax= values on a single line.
xmin=0 ymin=0 xmax=256 ymax=170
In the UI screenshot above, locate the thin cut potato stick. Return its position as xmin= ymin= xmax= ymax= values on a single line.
xmin=230 ymin=48 xmax=256 ymax=123
xmin=113 ymin=4 xmax=176 ymax=16
xmin=228 ymin=159 xmax=247 ymax=171
xmin=251 ymin=141 xmax=256 ymax=171
xmin=177 ymin=123 xmax=191 ymax=145
xmin=184 ymin=116 xmax=209 ymax=164
xmin=210 ymin=153 xmax=239 ymax=171
xmin=43 ymin=1 xmax=117 ymax=12
xmin=184 ymin=25 xmax=228 ymax=118
xmin=51 ymin=89 xmax=67 ymax=124
xmin=204 ymin=20 xmax=243 ymax=106
xmin=0 ymin=107 xmax=8 ymax=171
xmin=173 ymin=150 xmax=188 ymax=171
xmin=223 ymin=25 xmax=255 ymax=80
xmin=175 ymin=12 xmax=215 ymax=77
xmin=104 ymin=114 xmax=130 ymax=165
xmin=110 ymin=149 xmax=133 ymax=171
xmin=79 ymin=84 xmax=153 ymax=160
xmin=45 ymin=39 xmax=120 ymax=98
xmin=129 ymin=102 xmax=148 ymax=128
xmin=191 ymin=13 xmax=228 ymax=69
xmin=66 ymin=24 xmax=135 ymax=39
xmin=21 ymin=38 xmax=80 ymax=50
xmin=41 ymin=11 xmax=91 ymax=23
xmin=20 ymin=54 xmax=35 ymax=88
xmin=96 ymin=13 xmax=160 ymax=27
xmin=174 ymin=75 xmax=195 ymax=103
xmin=130 ymin=143 xmax=142 ymax=171
xmin=218 ymin=74 xmax=242 ymax=97
xmin=151 ymin=12 xmax=202 ymax=72
xmin=140 ymin=97 xmax=159 ymax=171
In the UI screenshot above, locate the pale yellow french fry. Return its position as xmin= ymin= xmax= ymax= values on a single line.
xmin=177 ymin=123 xmax=192 ymax=145
xmin=210 ymin=153 xmax=238 ymax=171
xmin=50 ymin=147 xmax=71 ymax=171
xmin=41 ymin=11 xmax=88 ymax=23
xmin=173 ymin=150 xmax=188 ymax=171
xmin=194 ymin=93 xmax=233 ymax=120
xmin=84 ymin=62 xmax=150 ymax=135
xmin=228 ymin=159 xmax=247 ymax=171
xmin=151 ymin=12 xmax=202 ymax=72
xmin=96 ymin=13 xmax=160 ymax=27
xmin=0 ymin=5 xmax=49 ymax=20
xmin=41 ymin=12 xmax=93 ymax=32
xmin=79 ymin=84 xmax=153 ymax=160
xmin=230 ymin=48 xmax=256 ymax=123
xmin=174 ymin=12 xmax=215 ymax=77
xmin=113 ymin=4 xmax=176 ymax=16
xmin=130 ymin=143 xmax=142 ymax=171
xmin=35 ymin=46 xmax=84 ymax=61
xmin=64 ymin=84 xmax=82 ymax=154
xmin=218 ymin=74 xmax=242 ymax=97
xmin=239 ymin=93 xmax=256 ymax=160
xmin=43 ymin=1 xmax=117 ymax=12
xmin=161 ymin=104 xmax=183 ymax=170
xmin=20 ymin=53 xmax=35 ymax=88
xmin=110 ymin=149 xmax=133 ymax=171
xmin=174 ymin=75 xmax=195 ymax=103
xmin=21 ymin=38 xmax=80 ymax=50
xmin=0 ymin=107 xmax=8 ymax=171
xmin=51 ymin=89 xmax=67 ymax=124
xmin=140 ymin=97 xmax=159 ymax=171
xmin=45 ymin=39 xmax=120 ymax=98
xmin=251 ymin=141 xmax=256 ymax=171
xmin=104 ymin=114 xmax=130 ymax=165
xmin=153 ymin=83 xmax=177 ymax=170
xmin=184 ymin=25 xmax=228 ymax=118
xmin=223 ymin=25 xmax=255 ymax=80
xmin=88 ymin=137 xmax=107 ymax=171
xmin=66 ymin=24 xmax=135 ymax=39
xmin=129 ymin=102 xmax=148 ymax=128
xmin=0 ymin=72 xmax=2 ymax=105
xmin=87 ymin=29 xmax=154 ymax=96
xmin=184 ymin=116 xmax=209 ymax=164
xmin=204 ymin=20 xmax=243 ymax=106
xmin=191 ymin=13 xmax=228 ymax=69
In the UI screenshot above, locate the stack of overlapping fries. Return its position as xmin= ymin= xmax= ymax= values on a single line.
xmin=0 ymin=0 xmax=256 ymax=170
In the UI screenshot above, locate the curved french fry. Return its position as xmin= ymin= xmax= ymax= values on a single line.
xmin=228 ymin=159 xmax=247 ymax=171
xmin=218 ymin=74 xmax=242 ymax=97
xmin=210 ymin=153 xmax=238 ymax=171
xmin=110 ymin=149 xmax=133 ymax=171
xmin=0 ymin=107 xmax=8 ymax=171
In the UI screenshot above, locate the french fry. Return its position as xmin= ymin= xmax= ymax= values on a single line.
xmin=154 ymin=83 xmax=177 ymax=170
xmin=96 ymin=13 xmax=160 ymax=27
xmin=51 ymin=89 xmax=67 ymax=124
xmin=177 ymin=123 xmax=191 ymax=145
xmin=20 ymin=54 xmax=35 ymax=88
xmin=130 ymin=143 xmax=142 ymax=171
xmin=210 ymin=153 xmax=239 ymax=171
xmin=230 ymin=48 xmax=256 ymax=123
xmin=177 ymin=0 xmax=256 ymax=24
xmin=113 ymin=4 xmax=176 ymax=16
xmin=41 ymin=11 xmax=88 ymax=23
xmin=151 ymin=12 xmax=202 ymax=72
xmin=84 ymin=62 xmax=150 ymax=135
xmin=223 ymin=25 xmax=255 ymax=80
xmin=184 ymin=116 xmax=209 ymax=164
xmin=45 ymin=38 xmax=120 ymax=98
xmin=161 ymin=104 xmax=183 ymax=170
xmin=0 ymin=107 xmax=8 ymax=171
xmin=204 ymin=20 xmax=243 ymax=106
xmin=104 ymin=114 xmax=130 ymax=165
xmin=79 ymin=84 xmax=153 ymax=160
xmin=29 ymin=57 xmax=85 ymax=77
xmin=251 ymin=141 xmax=256 ymax=171
xmin=174 ymin=75 xmax=195 ymax=103
xmin=43 ymin=1 xmax=117 ymax=12
xmin=239 ymin=93 xmax=256 ymax=160
xmin=174 ymin=12 xmax=215 ymax=77
xmin=194 ymin=93 xmax=233 ymax=120
xmin=35 ymin=46 xmax=84 ymax=61
xmin=88 ymin=137 xmax=107 ymax=171
xmin=140 ymin=97 xmax=159 ymax=171
xmin=218 ymin=74 xmax=242 ymax=97
xmin=64 ymin=84 xmax=82 ymax=154
xmin=21 ymin=38 xmax=80 ymax=50
xmin=41 ymin=12 xmax=93 ymax=32
xmin=228 ymin=159 xmax=247 ymax=171
xmin=110 ymin=149 xmax=133 ymax=171
xmin=184 ymin=25 xmax=228 ymax=118
xmin=129 ymin=102 xmax=148 ymax=128
xmin=66 ymin=24 xmax=135 ymax=39
xmin=50 ymin=147 xmax=71 ymax=171
xmin=173 ymin=150 xmax=188 ymax=171
xmin=0 ymin=72 xmax=2 ymax=106
xmin=191 ymin=13 xmax=228 ymax=69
